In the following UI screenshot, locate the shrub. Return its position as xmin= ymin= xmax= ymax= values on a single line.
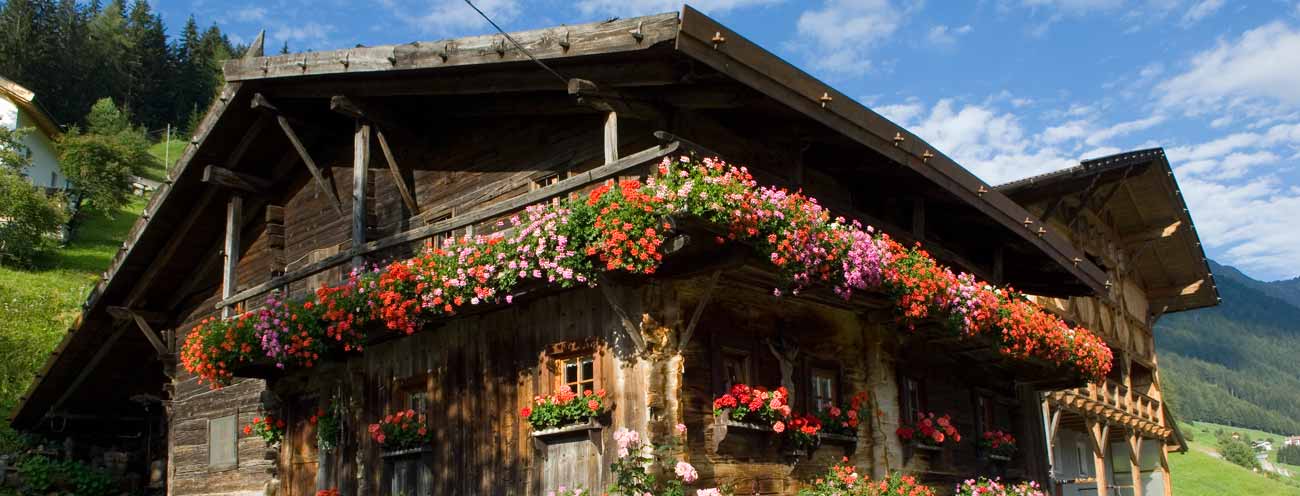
xmin=15 ymin=454 xmax=114 ymax=496
xmin=1219 ymin=438 xmax=1261 ymax=470
xmin=0 ymin=167 xmax=67 ymax=266
xmin=56 ymin=98 xmax=157 ymax=214
xmin=1278 ymin=444 xmax=1300 ymax=465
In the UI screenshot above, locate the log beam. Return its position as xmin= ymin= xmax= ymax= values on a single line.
xmin=1129 ymin=430 xmax=1144 ymax=496
xmin=106 ymin=306 xmax=169 ymax=356
xmin=604 ymin=112 xmax=619 ymax=164
xmin=203 ymin=165 xmax=272 ymax=194
xmin=222 ymin=196 xmax=242 ymax=318
xmin=677 ymin=269 xmax=722 ymax=350
xmin=353 ymin=123 xmax=371 ymax=267
xmin=376 ymin=129 xmax=420 ymax=217
xmin=253 ymin=92 xmax=344 ymax=214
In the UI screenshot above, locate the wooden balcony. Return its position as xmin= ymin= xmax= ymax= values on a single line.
xmin=1046 ymin=380 xmax=1172 ymax=440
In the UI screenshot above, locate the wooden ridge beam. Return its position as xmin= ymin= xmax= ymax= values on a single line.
xmin=203 ymin=165 xmax=272 ymax=194
xmin=217 ymin=140 xmax=682 ymax=309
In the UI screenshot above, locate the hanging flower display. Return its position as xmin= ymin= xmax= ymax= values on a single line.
xmin=244 ymin=415 xmax=285 ymax=446
xmin=785 ymin=413 xmax=824 ymax=450
xmin=368 ymin=409 xmax=430 ymax=451
xmin=816 ymin=392 xmax=869 ymax=437
xmin=521 ymin=385 xmax=609 ymax=430
xmin=711 ymin=383 xmax=791 ymax=431
xmin=979 ymin=430 xmax=1017 ymax=458
xmin=182 ymin=155 xmax=1113 ymax=389
xmin=896 ymin=412 xmax=961 ymax=447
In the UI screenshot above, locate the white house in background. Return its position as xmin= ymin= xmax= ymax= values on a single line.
xmin=1286 ymin=436 xmax=1300 ymax=447
xmin=1253 ymin=440 xmax=1273 ymax=452
xmin=0 ymin=75 xmax=65 ymax=191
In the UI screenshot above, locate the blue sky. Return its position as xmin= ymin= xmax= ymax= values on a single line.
xmin=158 ymin=0 xmax=1300 ymax=281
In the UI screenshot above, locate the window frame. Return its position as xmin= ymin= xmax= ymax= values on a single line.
xmin=393 ymin=374 xmax=432 ymax=414
xmin=900 ymin=375 xmax=926 ymax=423
xmin=718 ymin=346 xmax=753 ymax=394
xmin=545 ymin=339 xmax=604 ymax=396
xmin=207 ymin=413 xmax=239 ymax=471
xmin=806 ymin=360 xmax=841 ymax=413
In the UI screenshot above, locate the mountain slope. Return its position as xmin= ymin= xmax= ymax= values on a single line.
xmin=1157 ymin=260 xmax=1300 ymax=435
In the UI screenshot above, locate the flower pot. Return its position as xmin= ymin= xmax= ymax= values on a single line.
xmin=817 ymin=432 xmax=859 ymax=454
xmin=707 ymin=412 xmax=778 ymax=455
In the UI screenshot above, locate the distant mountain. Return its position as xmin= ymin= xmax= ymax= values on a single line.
xmin=1156 ymin=260 xmax=1300 ymax=435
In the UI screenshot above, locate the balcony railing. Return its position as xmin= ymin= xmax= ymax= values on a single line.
xmin=1071 ymin=380 xmax=1163 ymax=426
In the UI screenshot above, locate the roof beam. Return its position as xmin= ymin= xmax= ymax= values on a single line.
xmin=203 ymin=165 xmax=272 ymax=195
xmin=222 ymin=13 xmax=678 ymax=82
xmin=254 ymin=93 xmax=345 ymax=214
xmin=1120 ymin=220 xmax=1182 ymax=245
xmin=1147 ymin=279 xmax=1207 ymax=300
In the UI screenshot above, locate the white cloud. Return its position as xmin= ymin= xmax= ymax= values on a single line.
xmin=576 ymin=0 xmax=777 ymax=17
xmin=794 ymin=0 xmax=914 ymax=76
xmin=271 ymin=21 xmax=335 ymax=46
xmin=1020 ymin=0 xmax=1124 ymax=14
xmin=1158 ymin=22 xmax=1300 ymax=117
xmin=1178 ymin=177 xmax=1300 ymax=279
xmin=379 ymin=0 xmax=521 ymax=36
xmin=1181 ymin=0 xmax=1224 ymax=24
xmin=876 ymin=101 xmax=925 ymax=125
xmin=927 ymin=24 xmax=973 ymax=46
xmin=1084 ymin=115 xmax=1164 ymax=145
xmin=235 ymin=6 xmax=266 ymax=22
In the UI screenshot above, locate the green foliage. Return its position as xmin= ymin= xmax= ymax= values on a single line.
xmin=1220 ymin=437 xmax=1261 ymax=471
xmin=57 ymin=99 xmax=157 ymax=213
xmin=0 ymin=167 xmax=67 ymax=266
xmin=1158 ymin=260 xmax=1300 ymax=435
xmin=0 ymin=0 xmax=237 ymax=130
xmin=15 ymin=454 xmax=115 ymax=496
xmin=522 ymin=387 xmax=608 ymax=430
xmin=1170 ymin=445 xmax=1300 ymax=496
xmin=0 ymin=126 xmax=34 ymax=173
xmin=1279 ymin=444 xmax=1300 ymax=465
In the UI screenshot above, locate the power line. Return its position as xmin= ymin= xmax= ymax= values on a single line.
xmin=462 ymin=0 xmax=569 ymax=86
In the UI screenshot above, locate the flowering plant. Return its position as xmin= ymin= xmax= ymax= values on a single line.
xmin=183 ymin=155 xmax=1113 ymax=389
xmin=954 ymin=478 xmax=1044 ymax=496
xmin=314 ymin=401 xmax=343 ymax=452
xmin=521 ymin=385 xmax=609 ymax=430
xmin=896 ymin=412 xmax=961 ymax=447
xmin=315 ymin=489 xmax=340 ymax=496
xmin=785 ymin=413 xmax=824 ymax=450
xmin=978 ymin=430 xmax=1017 ymax=457
xmin=607 ymin=427 xmax=724 ymax=496
xmin=547 ymin=487 xmax=590 ymax=496
xmin=711 ymin=383 xmax=792 ymax=431
xmin=798 ymin=458 xmax=935 ymax=496
xmin=368 ymin=409 xmax=430 ymax=451
xmin=244 ymin=415 xmax=285 ymax=445
xmin=816 ymin=392 xmax=868 ymax=436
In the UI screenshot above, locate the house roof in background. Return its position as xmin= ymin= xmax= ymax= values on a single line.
xmin=0 ymin=75 xmax=63 ymax=139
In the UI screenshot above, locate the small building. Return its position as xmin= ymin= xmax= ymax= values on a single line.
xmin=1284 ymin=436 xmax=1300 ymax=447
xmin=0 ymin=75 xmax=66 ymax=192
xmin=7 ymin=7 xmax=1210 ymax=496
xmin=1253 ymin=440 xmax=1272 ymax=452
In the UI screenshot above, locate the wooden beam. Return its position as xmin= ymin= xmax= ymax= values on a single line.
xmin=1086 ymin=417 xmax=1110 ymax=495
xmin=253 ymin=92 xmax=344 ymax=214
xmin=353 ymin=123 xmax=371 ymax=267
xmin=244 ymin=30 xmax=265 ymax=59
xmin=604 ymin=112 xmax=619 ymax=164
xmin=222 ymin=196 xmax=242 ymax=318
xmin=1120 ymin=220 xmax=1182 ymax=245
xmin=1049 ymin=408 xmax=1062 ymax=446
xmin=106 ymin=306 xmax=168 ymax=324
xmin=597 ymin=275 xmax=646 ymax=353
xmin=678 ymin=269 xmax=722 ymax=350
xmin=48 ymin=325 xmax=127 ymax=414
xmin=217 ymin=141 xmax=682 ymax=309
xmin=203 ymin=165 xmax=272 ymax=194
xmin=568 ymin=78 xmax=660 ymax=120
xmin=376 ymin=128 xmax=420 ymax=216
xmin=223 ymin=13 xmax=679 ymax=82
xmin=1147 ymin=279 xmax=1206 ymax=300
xmin=1129 ymin=430 xmax=1144 ymax=496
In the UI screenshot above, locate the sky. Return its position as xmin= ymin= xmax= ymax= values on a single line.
xmin=156 ymin=0 xmax=1300 ymax=281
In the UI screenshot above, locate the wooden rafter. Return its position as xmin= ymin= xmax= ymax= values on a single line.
xmin=203 ymin=165 xmax=272 ymax=195
xmin=253 ymin=92 xmax=344 ymax=214
xmin=105 ymin=306 xmax=168 ymax=356
xmin=677 ymin=269 xmax=723 ymax=350
xmin=376 ymin=128 xmax=420 ymax=216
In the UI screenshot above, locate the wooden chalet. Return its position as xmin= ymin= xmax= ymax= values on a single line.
xmin=7 ymin=6 xmax=1208 ymax=496
xmin=999 ymin=148 xmax=1218 ymax=496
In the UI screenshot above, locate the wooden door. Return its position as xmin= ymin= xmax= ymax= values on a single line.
xmin=286 ymin=396 xmax=320 ymax=496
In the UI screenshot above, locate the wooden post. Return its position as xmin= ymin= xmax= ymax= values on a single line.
xmin=1129 ymin=431 xmax=1144 ymax=496
xmin=1087 ymin=417 xmax=1110 ymax=496
xmin=1159 ymin=446 xmax=1172 ymax=496
xmin=604 ymin=112 xmax=618 ymax=164
xmin=222 ymin=196 xmax=243 ymax=318
xmin=353 ymin=123 xmax=371 ymax=268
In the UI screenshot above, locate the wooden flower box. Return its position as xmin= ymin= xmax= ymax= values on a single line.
xmin=707 ymin=413 xmax=779 ymax=455
xmin=988 ymin=453 xmax=1012 ymax=462
xmin=531 ymin=419 xmax=604 ymax=454
xmin=817 ymin=432 xmax=859 ymax=453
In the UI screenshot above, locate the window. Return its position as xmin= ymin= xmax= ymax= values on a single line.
xmin=532 ymin=173 xmax=560 ymax=190
xmin=208 ymin=414 xmax=238 ymax=469
xmin=901 ymin=376 xmax=924 ymax=422
xmin=558 ymin=354 xmax=596 ymax=395
xmin=976 ymin=395 xmax=995 ymax=433
xmin=720 ymin=348 xmax=751 ymax=392
xmin=395 ymin=375 xmax=430 ymax=413
xmin=811 ymin=368 xmax=837 ymax=411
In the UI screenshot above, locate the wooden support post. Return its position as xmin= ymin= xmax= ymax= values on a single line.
xmin=222 ymin=196 xmax=242 ymax=318
xmin=1129 ymin=431 xmax=1144 ymax=496
xmin=267 ymin=205 xmax=286 ymax=277
xmin=1087 ymin=417 xmax=1110 ymax=496
xmin=352 ymin=123 xmax=371 ymax=267
xmin=105 ymin=306 xmax=169 ymax=356
xmin=604 ymin=112 xmax=618 ymax=164
xmin=1159 ymin=446 xmax=1172 ymax=496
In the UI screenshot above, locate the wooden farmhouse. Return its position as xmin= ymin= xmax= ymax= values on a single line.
xmin=9 ymin=6 xmax=1217 ymax=496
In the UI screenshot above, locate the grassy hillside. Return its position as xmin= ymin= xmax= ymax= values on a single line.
xmin=0 ymin=197 xmax=146 ymax=416
xmin=142 ymin=139 xmax=185 ymax=183
xmin=1171 ymin=421 xmax=1300 ymax=495
xmin=1157 ymin=260 xmax=1300 ymax=435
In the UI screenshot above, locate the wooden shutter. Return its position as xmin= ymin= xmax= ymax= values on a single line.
xmin=208 ymin=415 xmax=238 ymax=468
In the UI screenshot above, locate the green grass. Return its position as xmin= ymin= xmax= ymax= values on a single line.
xmin=1169 ymin=420 xmax=1300 ymax=495
xmin=143 ymin=139 xmax=186 ymax=183
xmin=0 ymin=197 xmax=146 ymax=413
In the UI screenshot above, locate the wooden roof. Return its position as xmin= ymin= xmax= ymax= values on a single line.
xmin=998 ymin=149 xmax=1220 ymax=314
xmin=10 ymin=6 xmax=1113 ymax=429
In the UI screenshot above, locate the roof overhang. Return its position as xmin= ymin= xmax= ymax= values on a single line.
xmin=998 ymin=149 xmax=1220 ymax=314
